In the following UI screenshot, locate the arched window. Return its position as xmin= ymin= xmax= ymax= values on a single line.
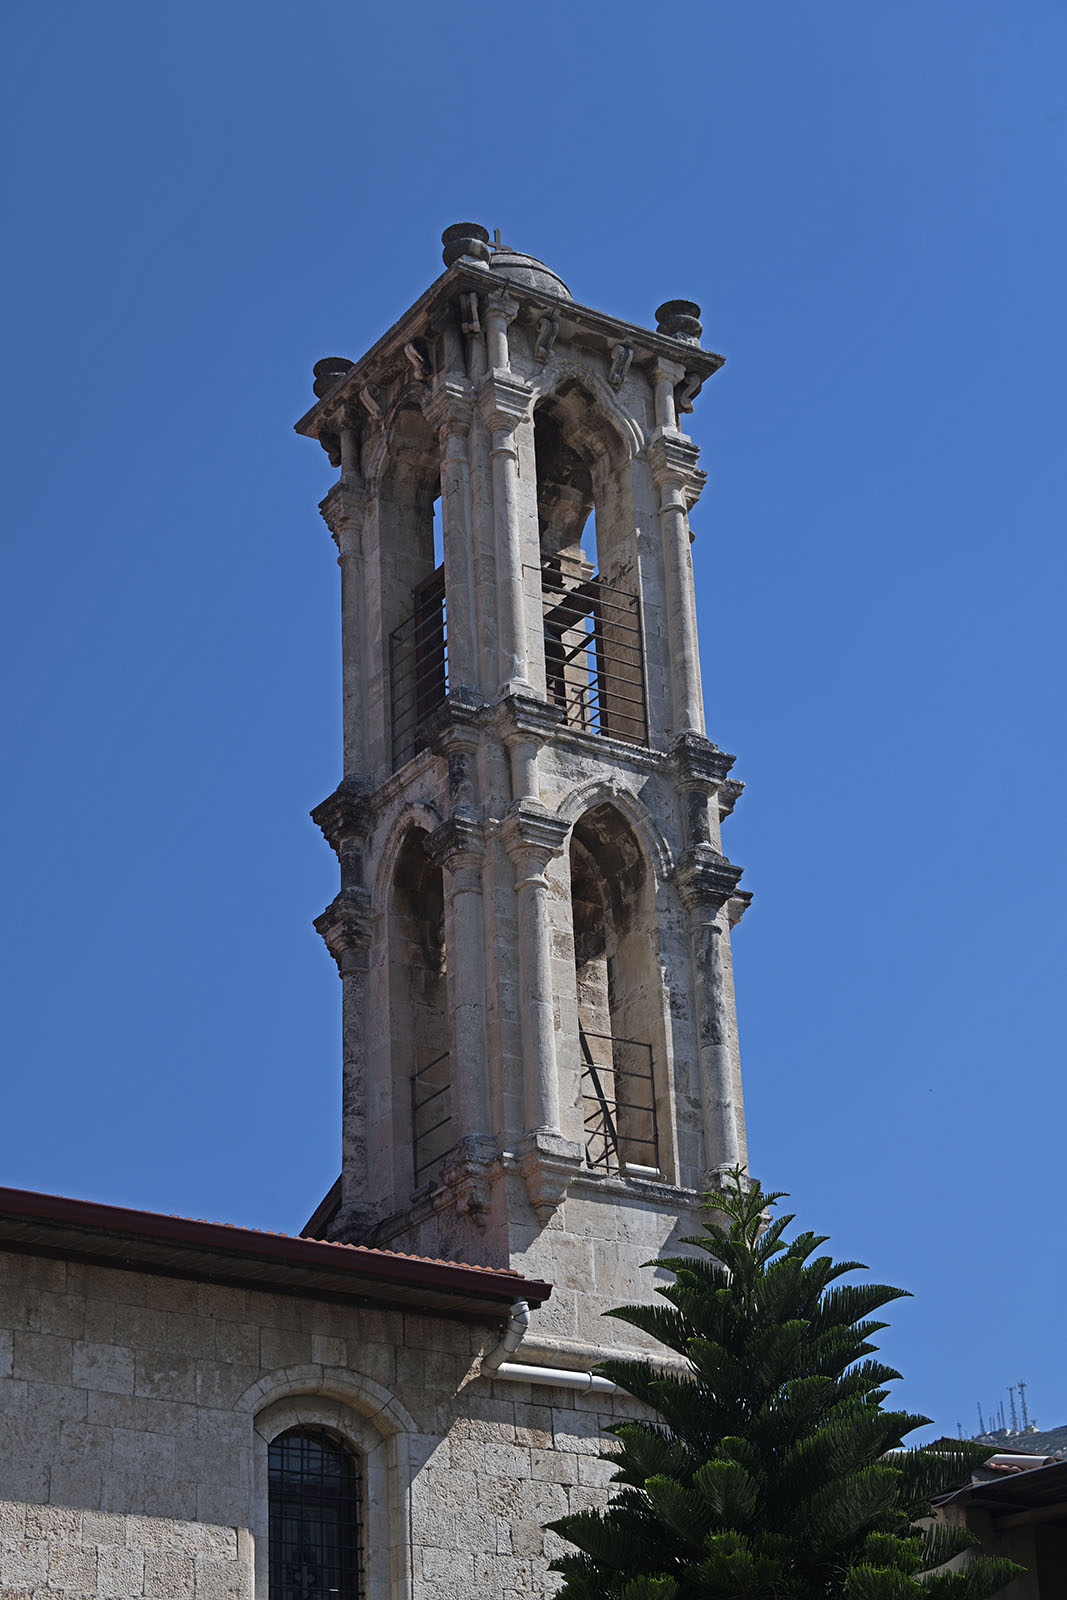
xmin=389 ymin=826 xmax=450 ymax=1191
xmin=268 ymin=1427 xmax=362 ymax=1599
xmin=382 ymin=405 xmax=446 ymax=769
xmin=534 ymin=386 xmax=647 ymax=745
xmin=569 ymin=804 xmax=666 ymax=1177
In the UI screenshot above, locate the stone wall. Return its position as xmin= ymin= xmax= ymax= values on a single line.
xmin=0 ymin=1249 xmax=624 ymax=1599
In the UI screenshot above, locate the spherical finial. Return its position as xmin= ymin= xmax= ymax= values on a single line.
xmin=441 ymin=222 xmax=491 ymax=268
xmin=312 ymin=356 xmax=355 ymax=399
xmin=655 ymin=299 xmax=703 ymax=343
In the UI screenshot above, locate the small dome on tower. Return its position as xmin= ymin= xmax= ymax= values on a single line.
xmin=489 ymin=248 xmax=571 ymax=299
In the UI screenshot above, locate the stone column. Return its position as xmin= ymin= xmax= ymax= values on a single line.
xmin=312 ymin=781 xmax=375 ymax=1242
xmin=676 ymin=845 xmax=746 ymax=1191
xmin=478 ymin=293 xmax=534 ymax=696
xmin=425 ymin=309 xmax=479 ymax=695
xmin=320 ymin=475 xmax=369 ymax=776
xmin=648 ymin=386 xmax=708 ymax=740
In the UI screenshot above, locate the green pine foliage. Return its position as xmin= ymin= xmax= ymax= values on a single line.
xmin=549 ymin=1171 xmax=1020 ymax=1600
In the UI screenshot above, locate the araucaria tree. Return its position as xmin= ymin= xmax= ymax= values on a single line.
xmin=549 ymin=1172 xmax=1018 ymax=1600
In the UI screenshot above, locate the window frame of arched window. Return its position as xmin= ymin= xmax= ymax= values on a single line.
xmin=267 ymin=1425 xmax=362 ymax=1600
xmin=253 ymin=1395 xmax=402 ymax=1600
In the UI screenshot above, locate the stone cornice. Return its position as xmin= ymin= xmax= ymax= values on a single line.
xmin=477 ymin=371 xmax=534 ymax=434
xmin=311 ymin=780 xmax=372 ymax=852
xmin=675 ymin=844 xmax=744 ymax=914
xmin=717 ymin=778 xmax=745 ymax=821
xmin=294 ymin=261 xmax=724 ymax=443
xmin=669 ymin=731 xmax=737 ymax=791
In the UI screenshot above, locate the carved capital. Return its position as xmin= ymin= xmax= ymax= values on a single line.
xmin=493 ymin=692 xmax=564 ymax=750
xmin=314 ymin=888 xmax=373 ymax=975
xmin=311 ymin=779 xmax=371 ymax=852
xmin=648 ymin=431 xmax=706 ymax=502
xmin=485 ymin=290 xmax=520 ymax=324
xmin=318 ymin=481 xmax=367 ymax=547
xmin=422 ymin=378 xmax=474 ymax=438
xmin=477 ymin=371 xmax=533 ymax=435
xmin=515 ymin=1131 xmax=583 ymax=1224
xmin=427 ymin=812 xmax=486 ymax=873
xmin=675 ymin=845 xmax=744 ymax=916
xmin=327 ymin=1201 xmax=379 ymax=1246
xmin=500 ymin=802 xmax=571 ymax=873
xmin=669 ymin=731 xmax=737 ymax=792
xmin=652 ymin=355 xmax=687 ymax=384
xmin=718 ymin=778 xmax=745 ymax=822
xmin=727 ymin=889 xmax=753 ymax=929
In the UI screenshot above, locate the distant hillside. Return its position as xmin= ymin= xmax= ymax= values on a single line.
xmin=975 ymin=1424 xmax=1067 ymax=1458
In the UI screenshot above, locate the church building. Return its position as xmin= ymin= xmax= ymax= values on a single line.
xmin=0 ymin=223 xmax=749 ymax=1599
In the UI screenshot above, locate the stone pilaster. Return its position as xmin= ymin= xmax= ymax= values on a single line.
xmin=319 ymin=479 xmax=370 ymax=778
xmin=500 ymin=802 xmax=581 ymax=1219
xmin=669 ymin=731 xmax=738 ymax=853
xmin=424 ymin=372 xmax=479 ymax=692
xmin=675 ymin=844 xmax=746 ymax=1191
xmin=649 ymin=426 xmax=708 ymax=738
xmin=314 ymin=886 xmax=377 ymax=1242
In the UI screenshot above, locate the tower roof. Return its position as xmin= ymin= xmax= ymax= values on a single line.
xmin=489 ymin=248 xmax=571 ymax=299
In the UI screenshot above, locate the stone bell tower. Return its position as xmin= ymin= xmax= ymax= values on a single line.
xmin=296 ymin=224 xmax=750 ymax=1345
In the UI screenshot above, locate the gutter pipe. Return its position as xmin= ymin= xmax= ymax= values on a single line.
xmin=480 ymin=1299 xmax=619 ymax=1395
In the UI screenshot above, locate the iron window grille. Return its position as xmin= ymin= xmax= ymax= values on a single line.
xmin=268 ymin=1427 xmax=362 ymax=1600
xmin=390 ymin=565 xmax=447 ymax=770
xmin=541 ymin=557 xmax=648 ymax=747
xmin=580 ymin=1026 xmax=660 ymax=1175
xmin=410 ymin=1050 xmax=452 ymax=1187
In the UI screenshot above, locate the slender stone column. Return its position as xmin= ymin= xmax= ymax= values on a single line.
xmin=424 ymin=378 xmax=478 ymax=692
xmin=427 ymin=813 xmax=493 ymax=1144
xmin=312 ymin=780 xmax=375 ymax=1241
xmin=478 ymin=293 xmax=534 ymax=696
xmin=676 ymin=846 xmax=746 ymax=1189
xmin=320 ymin=473 xmax=369 ymax=777
xmin=649 ymin=419 xmax=708 ymax=738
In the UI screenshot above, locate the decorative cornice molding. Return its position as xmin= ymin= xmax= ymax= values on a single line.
xmin=675 ymin=844 xmax=744 ymax=915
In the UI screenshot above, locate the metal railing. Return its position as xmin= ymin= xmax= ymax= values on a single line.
xmin=579 ymin=1026 xmax=659 ymax=1175
xmin=410 ymin=1050 xmax=451 ymax=1186
xmin=390 ymin=566 xmax=447 ymax=770
xmin=541 ymin=558 xmax=648 ymax=747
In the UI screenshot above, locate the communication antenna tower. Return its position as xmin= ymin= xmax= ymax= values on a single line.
xmin=1018 ymin=1380 xmax=1030 ymax=1429
xmin=977 ymin=1402 xmax=986 ymax=1435
xmin=1009 ymin=1386 xmax=1019 ymax=1433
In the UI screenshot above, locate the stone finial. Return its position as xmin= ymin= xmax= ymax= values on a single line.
xmin=441 ymin=222 xmax=491 ymax=267
xmin=312 ymin=356 xmax=355 ymax=398
xmin=655 ymin=299 xmax=703 ymax=344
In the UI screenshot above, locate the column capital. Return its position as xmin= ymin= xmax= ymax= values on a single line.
xmin=500 ymin=801 xmax=571 ymax=871
xmin=648 ymin=431 xmax=706 ymax=502
xmin=310 ymin=779 xmax=371 ymax=852
xmin=652 ymin=354 xmax=687 ymax=384
xmin=485 ymin=289 xmax=520 ymax=324
xmin=675 ymin=844 xmax=744 ymax=915
xmin=318 ymin=481 xmax=367 ymax=547
xmin=422 ymin=378 xmax=474 ymax=438
xmin=314 ymin=889 xmax=374 ymax=974
xmin=477 ymin=371 xmax=533 ymax=434
xmin=493 ymin=691 xmax=564 ymax=749
xmin=420 ymin=689 xmax=485 ymax=751
xmin=669 ymin=731 xmax=737 ymax=791
xmin=427 ymin=812 xmax=487 ymax=872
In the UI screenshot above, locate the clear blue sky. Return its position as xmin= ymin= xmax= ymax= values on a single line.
xmin=2 ymin=2 xmax=1064 ymax=1443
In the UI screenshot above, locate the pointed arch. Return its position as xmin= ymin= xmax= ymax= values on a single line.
xmin=557 ymin=780 xmax=674 ymax=881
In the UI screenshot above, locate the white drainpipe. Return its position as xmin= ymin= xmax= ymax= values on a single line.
xmin=480 ymin=1299 xmax=619 ymax=1395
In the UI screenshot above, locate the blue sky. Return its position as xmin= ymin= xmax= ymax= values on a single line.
xmin=2 ymin=1 xmax=1064 ymax=1442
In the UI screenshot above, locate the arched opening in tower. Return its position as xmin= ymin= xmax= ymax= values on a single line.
xmin=389 ymin=827 xmax=450 ymax=1190
xmin=569 ymin=804 xmax=664 ymax=1175
xmin=534 ymin=387 xmax=647 ymax=746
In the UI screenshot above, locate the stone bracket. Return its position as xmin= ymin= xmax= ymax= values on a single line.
xmin=500 ymin=802 xmax=571 ymax=870
xmin=318 ymin=481 xmax=367 ymax=545
xmin=313 ymin=888 xmax=373 ymax=975
xmin=668 ymin=731 xmax=737 ymax=791
xmin=437 ymin=1135 xmax=502 ymax=1229
xmin=514 ymin=1132 xmax=583 ymax=1224
xmin=675 ymin=844 xmax=744 ymax=915
xmin=427 ymin=812 xmax=486 ymax=871
xmin=648 ymin=430 xmax=707 ymax=505
xmin=478 ymin=371 xmax=534 ymax=434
